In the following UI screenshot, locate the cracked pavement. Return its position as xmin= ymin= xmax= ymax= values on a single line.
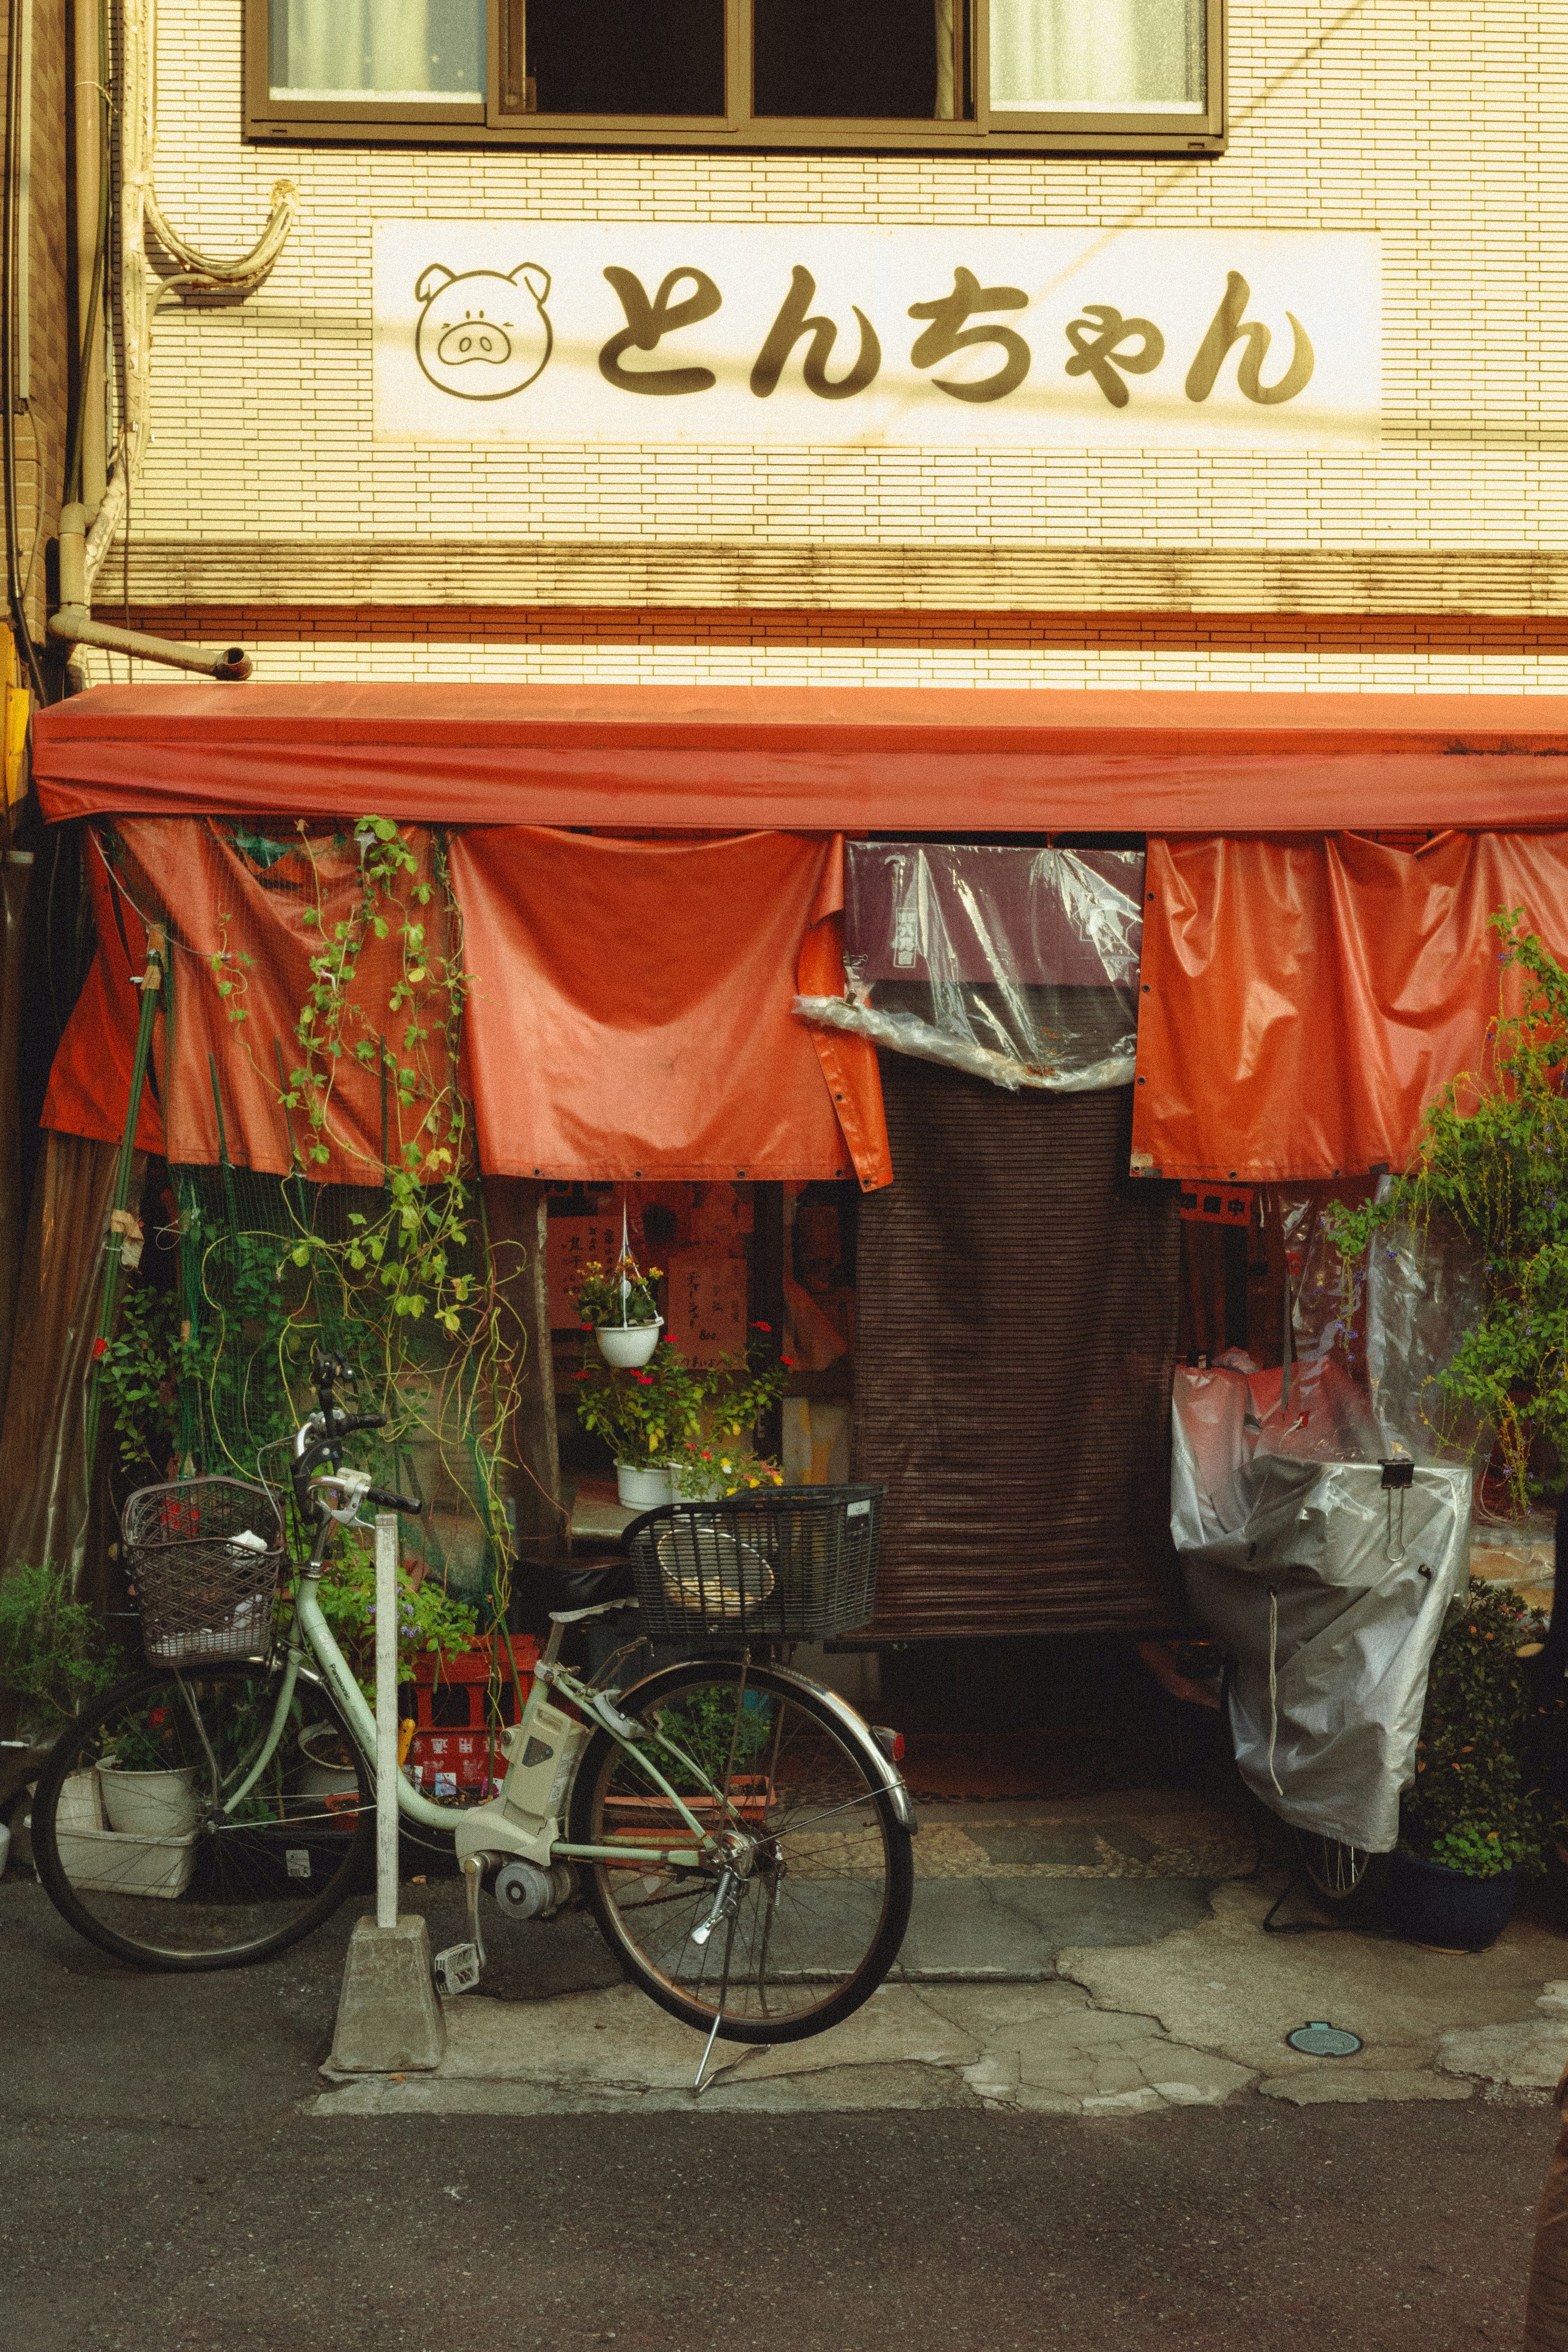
xmin=8 ymin=1790 xmax=1568 ymax=2350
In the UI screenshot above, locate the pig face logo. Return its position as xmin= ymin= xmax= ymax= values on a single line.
xmin=413 ymin=262 xmax=552 ymax=401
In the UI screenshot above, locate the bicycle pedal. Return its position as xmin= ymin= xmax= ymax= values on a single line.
xmin=432 ymin=1941 xmax=483 ymax=1997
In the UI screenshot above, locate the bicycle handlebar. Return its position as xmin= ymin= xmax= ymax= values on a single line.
xmin=364 ymin=1484 xmax=423 ymax=1516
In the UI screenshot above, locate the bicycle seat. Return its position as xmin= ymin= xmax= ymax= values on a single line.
xmin=548 ymin=1555 xmax=636 ymax=1609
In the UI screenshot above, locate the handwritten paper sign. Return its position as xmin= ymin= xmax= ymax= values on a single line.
xmin=665 ymin=1249 xmax=749 ymax=1369
xmin=374 ymin=225 xmax=1380 ymax=450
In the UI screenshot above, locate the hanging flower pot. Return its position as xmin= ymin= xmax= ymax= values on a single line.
xmin=597 ymin=1318 xmax=663 ymax=1368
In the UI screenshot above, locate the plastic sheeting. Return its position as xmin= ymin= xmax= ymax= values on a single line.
xmin=1172 ymin=1358 xmax=1471 ymax=1850
xmin=1132 ymin=831 xmax=1568 ymax=1181
xmin=796 ymin=841 xmax=1143 ymax=1093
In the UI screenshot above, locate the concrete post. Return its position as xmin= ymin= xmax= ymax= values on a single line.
xmin=328 ymin=1512 xmax=445 ymax=2074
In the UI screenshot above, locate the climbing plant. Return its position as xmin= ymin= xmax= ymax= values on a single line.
xmin=100 ymin=817 xmax=527 ymax=1632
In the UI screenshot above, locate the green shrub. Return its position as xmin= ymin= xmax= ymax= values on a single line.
xmin=1403 ymin=1578 xmax=1561 ymax=1877
xmin=0 ymin=1563 xmax=122 ymax=1729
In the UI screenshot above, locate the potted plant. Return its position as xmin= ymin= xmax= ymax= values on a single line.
xmin=574 ymin=1250 xmax=664 ymax=1368
xmin=574 ymin=1325 xmax=792 ymax=1509
xmin=668 ymin=1440 xmax=787 ymax=1501
xmin=97 ymin=1698 xmax=202 ymax=1837
xmin=307 ymin=1538 xmax=479 ymax=1707
xmin=1386 ymin=1578 xmax=1559 ymax=1951
xmin=574 ymin=1344 xmax=690 ymax=1506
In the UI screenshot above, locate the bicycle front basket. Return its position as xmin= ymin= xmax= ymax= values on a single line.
xmin=122 ymin=1478 xmax=285 ymax=1667
xmin=625 ymin=1485 xmax=883 ymax=1645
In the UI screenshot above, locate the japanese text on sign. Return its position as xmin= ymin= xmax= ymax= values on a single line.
xmin=375 ymin=226 xmax=1380 ymax=449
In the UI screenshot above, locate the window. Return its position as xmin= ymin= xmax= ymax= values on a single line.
xmin=246 ymin=0 xmax=1224 ymax=152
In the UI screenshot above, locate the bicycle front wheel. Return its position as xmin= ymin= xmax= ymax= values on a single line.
xmin=569 ymin=1660 xmax=914 ymax=2045
xmin=1292 ymin=1826 xmax=1388 ymax=1920
xmin=32 ymin=1662 xmax=373 ymax=1970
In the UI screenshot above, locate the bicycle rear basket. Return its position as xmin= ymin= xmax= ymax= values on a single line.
xmin=122 ymin=1478 xmax=285 ymax=1667
xmin=625 ymin=1485 xmax=883 ymax=1645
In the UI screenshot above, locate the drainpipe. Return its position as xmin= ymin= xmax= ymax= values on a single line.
xmin=53 ymin=0 xmax=295 ymax=677
xmin=49 ymin=502 xmax=251 ymax=678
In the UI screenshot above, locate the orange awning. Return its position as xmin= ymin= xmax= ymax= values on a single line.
xmin=32 ymin=683 xmax=1568 ymax=832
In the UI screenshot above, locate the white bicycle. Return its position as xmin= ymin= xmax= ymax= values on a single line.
xmin=34 ymin=1354 xmax=917 ymax=2053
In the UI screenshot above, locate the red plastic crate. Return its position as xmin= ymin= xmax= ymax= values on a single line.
xmin=407 ymin=1633 xmax=539 ymax=1731
xmin=405 ymin=1727 xmax=509 ymax=1800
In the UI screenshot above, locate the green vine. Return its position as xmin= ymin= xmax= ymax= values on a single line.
xmin=112 ymin=819 xmax=527 ymax=1662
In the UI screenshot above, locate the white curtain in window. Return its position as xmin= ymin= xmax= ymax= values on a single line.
xmin=990 ymin=0 xmax=1205 ymax=112
xmin=272 ymin=0 xmax=484 ymax=101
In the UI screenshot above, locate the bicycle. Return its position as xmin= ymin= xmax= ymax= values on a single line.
xmin=32 ymin=1354 xmax=917 ymax=2058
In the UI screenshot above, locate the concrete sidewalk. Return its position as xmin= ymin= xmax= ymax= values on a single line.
xmin=315 ymin=1783 xmax=1568 ymax=2122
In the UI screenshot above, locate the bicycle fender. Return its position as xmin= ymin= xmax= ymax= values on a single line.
xmin=766 ymin=1667 xmax=918 ymax=1835
xmin=614 ymin=1657 xmax=918 ymax=1836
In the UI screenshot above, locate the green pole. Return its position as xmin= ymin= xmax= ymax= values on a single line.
xmin=83 ymin=924 xmax=165 ymax=1477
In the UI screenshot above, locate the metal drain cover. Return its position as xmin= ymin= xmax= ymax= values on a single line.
xmin=1286 ymin=2021 xmax=1364 ymax=2058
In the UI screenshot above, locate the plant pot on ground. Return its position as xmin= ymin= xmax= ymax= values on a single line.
xmin=97 ymin=1696 xmax=202 ymax=1835
xmin=1389 ymin=1577 xmax=1558 ymax=1951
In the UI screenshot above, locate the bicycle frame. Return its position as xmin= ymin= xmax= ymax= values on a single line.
xmin=238 ymin=1562 xmax=733 ymax=1877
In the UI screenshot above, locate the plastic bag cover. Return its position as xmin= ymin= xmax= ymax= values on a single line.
xmin=1172 ymin=1361 xmax=1471 ymax=1850
xmin=797 ymin=841 xmax=1143 ymax=1093
xmin=1133 ymin=830 xmax=1568 ymax=1180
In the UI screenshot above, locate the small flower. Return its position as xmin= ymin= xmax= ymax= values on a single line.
xmin=91 ymin=1336 xmax=109 ymax=1359
xmin=632 ymin=1371 xmax=655 ymax=1386
xmin=751 ymin=1321 xmax=771 ymax=1332
xmin=781 ymin=1355 xmax=797 ymax=1369
xmin=572 ymin=1370 xmax=591 ymax=1381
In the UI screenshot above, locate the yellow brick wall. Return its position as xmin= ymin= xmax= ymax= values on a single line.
xmin=99 ymin=1 xmax=1568 ymax=693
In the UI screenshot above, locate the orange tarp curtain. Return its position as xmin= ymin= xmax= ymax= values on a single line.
xmin=42 ymin=821 xmax=458 ymax=1179
xmin=448 ymin=827 xmax=890 ymax=1189
xmin=42 ymin=820 xmax=889 ymax=1190
xmin=1132 ymin=831 xmax=1568 ymax=1182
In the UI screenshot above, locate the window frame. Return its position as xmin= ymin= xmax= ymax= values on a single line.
xmin=244 ymin=0 xmax=1226 ymax=155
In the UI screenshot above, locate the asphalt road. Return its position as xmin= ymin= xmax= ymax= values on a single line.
xmin=1 ymin=1878 xmax=1556 ymax=2352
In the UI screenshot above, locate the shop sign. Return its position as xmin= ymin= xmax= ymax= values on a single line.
xmin=373 ymin=224 xmax=1380 ymax=450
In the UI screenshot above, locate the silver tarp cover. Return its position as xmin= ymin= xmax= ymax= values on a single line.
xmin=1172 ymin=1359 xmax=1472 ymax=1851
xmin=794 ymin=840 xmax=1143 ymax=1092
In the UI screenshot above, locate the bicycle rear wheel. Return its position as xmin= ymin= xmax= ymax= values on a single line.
xmin=569 ymin=1659 xmax=914 ymax=2044
xmin=32 ymin=1662 xmax=373 ymax=1970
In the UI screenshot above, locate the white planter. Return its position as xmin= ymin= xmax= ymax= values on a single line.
xmin=596 ymin=1320 xmax=662 ymax=1368
xmin=616 ymin=1462 xmax=674 ymax=1509
xmin=298 ymin=1724 xmax=360 ymax=1800
xmin=56 ymin=1823 xmax=198 ymax=1900
xmin=98 ymin=1761 xmax=199 ymax=1838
